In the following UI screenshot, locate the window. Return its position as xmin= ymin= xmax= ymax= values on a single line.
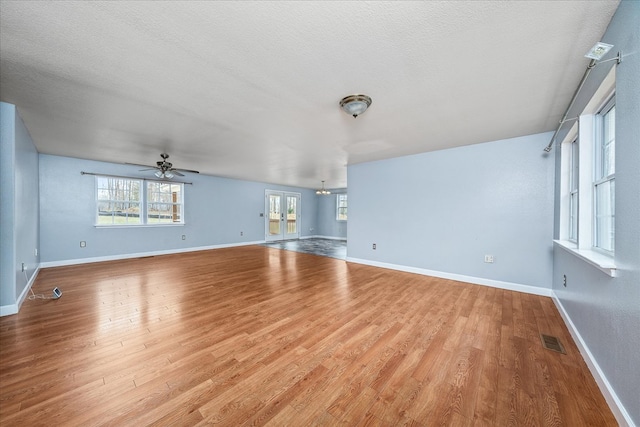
xmin=96 ymin=176 xmax=184 ymax=226
xmin=568 ymin=137 xmax=579 ymax=242
xmin=594 ymin=97 xmax=615 ymax=252
xmin=147 ymin=182 xmax=183 ymax=223
xmin=336 ymin=194 xmax=347 ymax=221
xmin=97 ymin=177 xmax=142 ymax=225
xmin=557 ymin=85 xmax=615 ymax=276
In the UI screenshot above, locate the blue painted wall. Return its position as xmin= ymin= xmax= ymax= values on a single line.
xmin=39 ymin=154 xmax=318 ymax=263
xmin=316 ymin=189 xmax=347 ymax=239
xmin=0 ymin=102 xmax=40 ymax=309
xmin=347 ymin=132 xmax=555 ymax=289
xmin=552 ymin=1 xmax=640 ymax=424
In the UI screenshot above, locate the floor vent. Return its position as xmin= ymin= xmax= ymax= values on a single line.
xmin=541 ymin=334 xmax=566 ymax=354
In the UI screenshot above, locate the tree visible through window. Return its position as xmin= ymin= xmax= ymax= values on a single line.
xmin=96 ymin=176 xmax=184 ymax=226
xmin=337 ymin=194 xmax=347 ymax=221
xmin=96 ymin=177 xmax=142 ymax=225
xmin=147 ymin=182 xmax=183 ymax=223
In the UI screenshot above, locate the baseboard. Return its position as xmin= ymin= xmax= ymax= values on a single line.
xmin=40 ymin=241 xmax=266 ymax=269
xmin=0 ymin=266 xmax=40 ymax=316
xmin=301 ymin=235 xmax=347 ymax=241
xmin=345 ymin=257 xmax=553 ymax=297
xmin=552 ymin=295 xmax=635 ymax=427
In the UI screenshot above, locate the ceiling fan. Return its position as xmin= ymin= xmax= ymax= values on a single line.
xmin=127 ymin=153 xmax=200 ymax=179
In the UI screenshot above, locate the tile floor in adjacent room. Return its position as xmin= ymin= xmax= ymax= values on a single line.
xmin=261 ymin=238 xmax=347 ymax=260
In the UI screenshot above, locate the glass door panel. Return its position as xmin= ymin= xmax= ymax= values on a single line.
xmin=268 ymin=194 xmax=282 ymax=237
xmin=285 ymin=195 xmax=300 ymax=239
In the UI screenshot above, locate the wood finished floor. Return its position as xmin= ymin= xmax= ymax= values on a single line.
xmin=0 ymin=246 xmax=616 ymax=426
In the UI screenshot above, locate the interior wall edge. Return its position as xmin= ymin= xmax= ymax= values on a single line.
xmin=0 ymin=265 xmax=40 ymax=317
xmin=345 ymin=257 xmax=553 ymax=297
xmin=552 ymin=295 xmax=635 ymax=427
xmin=38 ymin=240 xmax=265 ymax=269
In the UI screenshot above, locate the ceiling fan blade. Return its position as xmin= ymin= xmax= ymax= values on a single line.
xmin=173 ymin=168 xmax=200 ymax=174
xmin=171 ymin=170 xmax=185 ymax=177
xmin=125 ymin=162 xmax=157 ymax=168
xmin=138 ymin=168 xmax=159 ymax=172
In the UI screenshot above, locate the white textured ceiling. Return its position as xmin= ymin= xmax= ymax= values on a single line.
xmin=0 ymin=1 xmax=619 ymax=189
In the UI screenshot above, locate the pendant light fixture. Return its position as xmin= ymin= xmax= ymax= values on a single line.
xmin=316 ymin=181 xmax=331 ymax=195
xmin=340 ymin=94 xmax=372 ymax=118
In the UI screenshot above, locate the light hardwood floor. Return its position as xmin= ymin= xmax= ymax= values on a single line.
xmin=0 ymin=246 xmax=616 ymax=426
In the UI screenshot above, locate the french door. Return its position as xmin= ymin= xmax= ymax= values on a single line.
xmin=265 ymin=191 xmax=301 ymax=241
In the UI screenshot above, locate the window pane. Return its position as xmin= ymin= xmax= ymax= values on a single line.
xmin=602 ymin=106 xmax=615 ymax=177
xmin=595 ymin=179 xmax=615 ymax=251
xmin=570 ymin=140 xmax=578 ymax=191
xmin=569 ymin=192 xmax=578 ymax=241
xmin=146 ymin=181 xmax=184 ymax=224
xmin=96 ymin=177 xmax=141 ymax=225
xmin=337 ymin=194 xmax=348 ymax=220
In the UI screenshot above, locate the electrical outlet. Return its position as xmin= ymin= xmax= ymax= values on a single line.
xmin=372 ymin=243 xmax=376 ymax=250
xmin=21 ymin=262 xmax=25 ymax=272
xmin=80 ymin=241 xmax=86 ymax=248
xmin=240 ymin=231 xmax=243 ymax=236
xmin=484 ymin=255 xmax=494 ymax=263
xmin=182 ymin=235 xmax=186 ymax=240
xmin=34 ymin=248 xmax=38 ymax=257
xmin=563 ymin=274 xmax=567 ymax=287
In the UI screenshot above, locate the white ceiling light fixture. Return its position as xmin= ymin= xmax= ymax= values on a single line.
xmin=155 ymin=170 xmax=174 ymax=179
xmin=340 ymin=94 xmax=372 ymax=118
xmin=316 ymin=181 xmax=331 ymax=195
xmin=584 ymin=42 xmax=613 ymax=60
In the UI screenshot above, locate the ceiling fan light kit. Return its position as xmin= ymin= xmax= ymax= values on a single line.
xmin=340 ymin=94 xmax=372 ymax=118
xmin=128 ymin=153 xmax=200 ymax=179
xmin=155 ymin=170 xmax=174 ymax=179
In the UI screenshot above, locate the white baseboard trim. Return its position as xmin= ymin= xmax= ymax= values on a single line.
xmin=345 ymin=257 xmax=553 ymax=297
xmin=552 ymin=295 xmax=635 ymax=427
xmin=301 ymin=235 xmax=347 ymax=241
xmin=40 ymin=241 xmax=266 ymax=269
xmin=0 ymin=266 xmax=41 ymax=317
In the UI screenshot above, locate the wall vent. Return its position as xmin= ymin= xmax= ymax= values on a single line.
xmin=541 ymin=334 xmax=566 ymax=354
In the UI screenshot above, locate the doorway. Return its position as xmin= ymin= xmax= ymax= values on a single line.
xmin=265 ymin=191 xmax=301 ymax=241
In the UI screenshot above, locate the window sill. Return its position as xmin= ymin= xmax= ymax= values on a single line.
xmin=554 ymin=240 xmax=616 ymax=277
xmin=95 ymin=224 xmax=184 ymax=229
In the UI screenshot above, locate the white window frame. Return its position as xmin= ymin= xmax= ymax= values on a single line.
xmin=96 ymin=176 xmax=143 ymax=226
xmin=146 ymin=181 xmax=185 ymax=225
xmin=568 ymin=136 xmax=579 ymax=242
xmin=95 ymin=176 xmax=185 ymax=227
xmin=336 ymin=194 xmax=348 ymax=221
xmin=593 ymin=96 xmax=615 ymax=253
xmin=555 ymin=67 xmax=616 ymax=277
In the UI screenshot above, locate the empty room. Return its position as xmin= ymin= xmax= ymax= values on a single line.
xmin=1 ymin=1 xmax=638 ymax=426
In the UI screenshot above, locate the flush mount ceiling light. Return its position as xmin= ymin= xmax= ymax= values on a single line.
xmin=340 ymin=94 xmax=372 ymax=118
xmin=316 ymin=181 xmax=331 ymax=195
xmin=585 ymin=42 xmax=614 ymax=60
